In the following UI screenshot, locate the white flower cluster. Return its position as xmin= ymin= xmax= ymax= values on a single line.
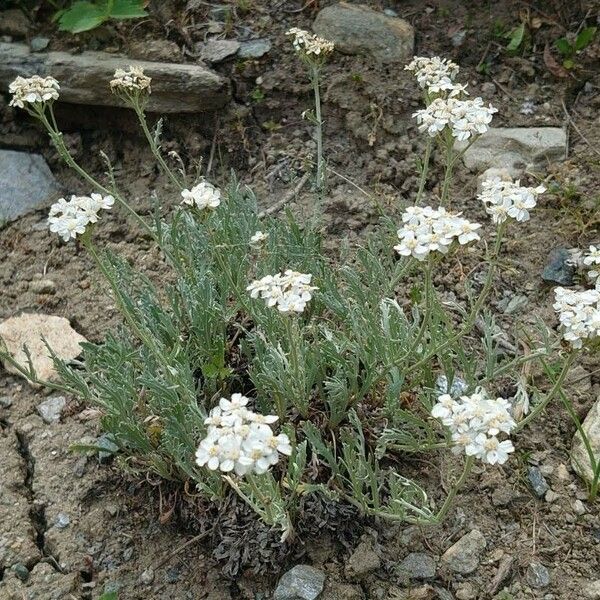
xmin=394 ymin=206 xmax=481 ymax=261
xmin=9 ymin=75 xmax=60 ymax=108
xmin=583 ymin=245 xmax=600 ymax=289
xmin=286 ymin=27 xmax=335 ymax=57
xmin=478 ymin=178 xmax=546 ymax=224
xmin=405 ymin=56 xmax=462 ymax=96
xmin=250 ymin=231 xmax=269 ymax=247
xmin=48 ymin=193 xmax=114 ymax=242
xmin=109 ymin=66 xmax=152 ymax=94
xmin=195 ymin=394 xmax=292 ymax=476
xmin=432 ymin=389 xmax=516 ymax=465
xmin=247 ymin=270 xmax=317 ymax=313
xmin=553 ymin=287 xmax=600 ymax=349
xmin=181 ymin=181 xmax=221 ymax=210
xmin=413 ymin=97 xmax=497 ymax=141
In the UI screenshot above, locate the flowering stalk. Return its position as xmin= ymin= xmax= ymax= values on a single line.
xmin=309 ymin=64 xmax=325 ymax=199
xmin=415 ymin=138 xmax=432 ymax=205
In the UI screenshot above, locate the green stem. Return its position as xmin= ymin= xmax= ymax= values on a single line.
xmin=310 ymin=64 xmax=325 ymax=213
xmin=285 ymin=317 xmax=305 ymax=414
xmin=407 ymin=257 xmax=433 ymax=356
xmin=432 ymin=456 xmax=474 ymax=523
xmin=415 ymin=138 xmax=432 ymax=206
xmin=133 ymin=103 xmax=184 ymax=190
xmin=514 ymin=351 xmax=577 ymax=432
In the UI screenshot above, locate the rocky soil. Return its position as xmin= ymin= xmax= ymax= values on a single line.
xmin=1 ymin=1 xmax=600 ymax=599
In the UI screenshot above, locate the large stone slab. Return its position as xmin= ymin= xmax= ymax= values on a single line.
xmin=458 ymin=127 xmax=567 ymax=176
xmin=313 ymin=3 xmax=414 ymax=63
xmin=571 ymin=396 xmax=600 ymax=485
xmin=0 ymin=42 xmax=230 ymax=113
xmin=0 ymin=149 xmax=61 ymax=223
xmin=0 ymin=313 xmax=87 ymax=386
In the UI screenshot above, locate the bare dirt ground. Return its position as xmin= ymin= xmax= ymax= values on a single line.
xmin=1 ymin=1 xmax=599 ymax=598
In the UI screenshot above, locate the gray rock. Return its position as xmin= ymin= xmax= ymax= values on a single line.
xmin=435 ymin=374 xmax=468 ymax=397
xmin=455 ymin=583 xmax=477 ymax=600
xmin=0 ymin=42 xmax=230 ymax=113
xmin=503 ymin=294 xmax=528 ymax=315
xmin=525 ymin=562 xmax=550 ymax=588
xmin=97 ymin=433 xmax=119 ymax=462
xmin=140 ymin=568 xmax=155 ymax=585
xmin=30 ymin=36 xmax=49 ymax=52
xmin=544 ymin=489 xmax=559 ymax=503
xmin=55 ymin=512 xmax=70 ymax=528
xmin=481 ymin=82 xmax=497 ymax=96
xmin=274 ymin=565 xmax=326 ymax=600
xmin=165 ymin=566 xmax=180 ymax=584
xmin=238 ymin=38 xmax=271 ymax=58
xmin=435 ymin=589 xmax=455 ymax=600
xmin=128 ymin=39 xmax=180 ymax=62
xmin=572 ymin=499 xmax=586 ymax=515
xmin=441 ymin=529 xmax=486 ymax=575
xmin=37 ymin=396 xmax=66 ymax=424
xmin=345 ymin=540 xmax=381 ymax=578
xmin=11 ymin=563 xmax=30 ymax=581
xmin=457 ymin=127 xmax=567 ymax=176
xmin=491 ymin=486 xmax=515 ymax=506
xmin=542 ymin=248 xmax=576 ymax=285
xmin=313 ymin=3 xmax=414 ymax=63
xmin=200 ymin=39 xmax=241 ymax=63
xmin=571 ymin=396 xmax=600 ymax=485
xmin=397 ymin=552 xmax=436 ymax=580
xmin=0 ymin=395 xmax=13 ymax=408
xmin=527 ymin=466 xmax=550 ymax=498
xmin=29 ymin=279 xmax=56 ymax=294
xmin=0 ymin=150 xmax=61 ymax=223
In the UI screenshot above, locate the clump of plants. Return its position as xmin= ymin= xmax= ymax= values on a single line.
xmin=4 ymin=29 xmax=600 ymax=570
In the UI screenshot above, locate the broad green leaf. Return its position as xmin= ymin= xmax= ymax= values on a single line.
xmin=58 ymin=2 xmax=108 ymax=33
xmin=554 ymin=37 xmax=573 ymax=56
xmin=575 ymin=26 xmax=597 ymax=51
xmin=506 ymin=23 xmax=525 ymax=52
xmin=110 ymin=0 xmax=148 ymax=19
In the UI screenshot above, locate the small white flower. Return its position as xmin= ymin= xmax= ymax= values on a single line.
xmin=250 ymin=231 xmax=268 ymax=247
xmin=286 ymin=27 xmax=334 ymax=57
xmin=247 ymin=270 xmax=317 ymax=314
xmin=110 ymin=66 xmax=152 ymax=94
xmin=181 ymin=181 xmax=221 ymax=210
xmin=478 ymin=178 xmax=545 ymax=224
xmin=553 ymin=286 xmax=600 ymax=348
xmin=9 ymin=75 xmax=60 ymax=109
xmin=395 ymin=206 xmax=480 ymax=261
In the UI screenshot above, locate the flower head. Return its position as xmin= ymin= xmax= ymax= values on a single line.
xmin=583 ymin=245 xmax=600 ymax=289
xmin=9 ymin=75 xmax=60 ymax=109
xmin=432 ymin=387 xmax=516 ymax=465
xmin=250 ymin=231 xmax=269 ymax=248
xmin=195 ymin=395 xmax=291 ymax=477
xmin=109 ymin=66 xmax=152 ymax=95
xmin=286 ymin=27 xmax=334 ymax=58
xmin=553 ymin=286 xmax=600 ymax=348
xmin=181 ymin=181 xmax=221 ymax=210
xmin=478 ymin=178 xmax=545 ymax=224
xmin=247 ymin=269 xmax=317 ymax=314
xmin=47 ymin=193 xmax=114 ymax=242
xmin=394 ymin=206 xmax=481 ymax=261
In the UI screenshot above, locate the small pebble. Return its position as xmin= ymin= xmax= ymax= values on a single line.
xmin=140 ymin=567 xmax=155 ymax=585
xmin=572 ymin=499 xmax=586 ymax=515
xmin=527 ymin=466 xmax=549 ymax=498
xmin=0 ymin=395 xmax=13 ymax=408
xmin=544 ymin=490 xmax=559 ymax=503
xmin=11 ymin=563 xmax=29 ymax=582
xmin=29 ymin=279 xmax=56 ymax=294
xmin=55 ymin=513 xmax=70 ymax=528
xmin=526 ymin=562 xmax=551 ymax=588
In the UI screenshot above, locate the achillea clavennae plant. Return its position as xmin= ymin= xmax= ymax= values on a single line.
xmin=3 ymin=50 xmax=599 ymax=571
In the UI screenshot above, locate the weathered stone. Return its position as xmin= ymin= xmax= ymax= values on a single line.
xmin=397 ymin=552 xmax=437 ymax=580
xmin=583 ymin=580 xmax=600 ymax=599
xmin=345 ymin=540 xmax=381 ymax=578
xmin=11 ymin=562 xmax=30 ymax=581
xmin=527 ymin=466 xmax=550 ymax=498
xmin=128 ymin=39 xmax=181 ymax=62
xmin=0 ymin=150 xmax=61 ymax=223
xmin=200 ymin=39 xmax=241 ymax=63
xmin=458 ymin=127 xmax=567 ymax=176
xmin=0 ymin=313 xmax=87 ymax=385
xmin=477 ymin=166 xmax=512 ymax=193
xmin=30 ymin=36 xmax=49 ymax=53
xmin=238 ymin=38 xmax=271 ymax=58
xmin=29 ymin=279 xmax=57 ymax=295
xmin=274 ymin=565 xmax=326 ymax=600
xmin=542 ymin=248 xmax=576 ymax=286
xmin=572 ymin=397 xmax=600 ymax=485
xmin=97 ymin=433 xmax=119 ymax=463
xmin=525 ymin=562 xmax=550 ymax=588
xmin=441 ymin=530 xmax=486 ymax=575
xmin=37 ymin=396 xmax=66 ymax=424
xmin=0 ymin=42 xmax=230 ymax=112
xmin=0 ymin=9 xmax=30 ymax=37
xmin=313 ymin=3 xmax=414 ymax=63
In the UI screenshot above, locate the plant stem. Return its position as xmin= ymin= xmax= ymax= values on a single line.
xmin=40 ymin=107 xmax=156 ymax=241
xmin=310 ymin=64 xmax=325 ymax=212
xmin=415 ymin=139 xmax=432 ymax=205
xmin=285 ymin=317 xmax=306 ymax=415
xmin=133 ymin=103 xmax=184 ymax=190
xmin=440 ymin=137 xmax=455 ymax=206
xmin=514 ymin=351 xmax=577 ymax=432
xmin=432 ymin=456 xmax=474 ymax=523
xmin=407 ymin=257 xmax=433 ymax=356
